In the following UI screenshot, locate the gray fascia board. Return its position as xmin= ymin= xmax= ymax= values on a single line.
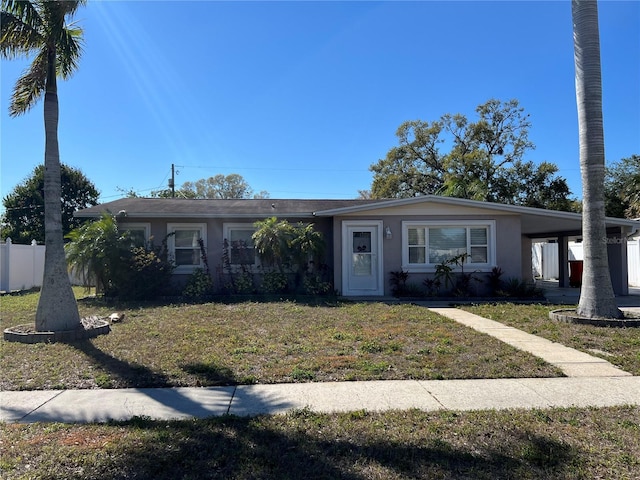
xmin=315 ymin=195 xmax=640 ymax=228
xmin=75 ymin=212 xmax=316 ymax=219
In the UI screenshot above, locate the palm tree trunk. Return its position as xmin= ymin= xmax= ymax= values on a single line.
xmin=572 ymin=0 xmax=622 ymax=319
xmin=35 ymin=48 xmax=81 ymax=331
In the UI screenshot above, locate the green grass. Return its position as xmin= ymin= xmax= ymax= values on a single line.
xmin=1 ymin=406 xmax=639 ymax=479
xmin=462 ymin=303 xmax=640 ymax=375
xmin=0 ymin=289 xmax=563 ymax=390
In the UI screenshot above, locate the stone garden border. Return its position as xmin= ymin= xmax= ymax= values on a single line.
xmin=550 ymin=309 xmax=640 ymax=327
xmin=3 ymin=316 xmax=111 ymax=344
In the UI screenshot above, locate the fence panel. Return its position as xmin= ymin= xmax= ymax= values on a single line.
xmin=533 ymin=239 xmax=639 ymax=287
xmin=629 ymin=239 xmax=640 ymax=287
xmin=0 ymin=239 xmax=45 ymax=291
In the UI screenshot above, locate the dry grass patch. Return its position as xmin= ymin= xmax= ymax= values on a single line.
xmin=462 ymin=303 xmax=640 ymax=375
xmin=1 ymin=290 xmax=562 ymax=390
xmin=1 ymin=406 xmax=639 ymax=479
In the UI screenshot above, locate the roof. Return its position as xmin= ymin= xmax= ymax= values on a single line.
xmin=76 ymin=196 xmax=640 ymax=237
xmin=75 ymin=198 xmax=380 ymax=219
xmin=314 ymin=195 xmax=640 ymax=237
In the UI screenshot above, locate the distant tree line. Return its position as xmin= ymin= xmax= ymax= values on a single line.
xmin=147 ymin=173 xmax=269 ymax=199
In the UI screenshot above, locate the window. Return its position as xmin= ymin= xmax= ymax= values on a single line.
xmin=223 ymin=223 xmax=258 ymax=268
xmin=167 ymin=223 xmax=206 ymax=273
xmin=121 ymin=223 xmax=150 ymax=247
xmin=403 ymin=221 xmax=494 ymax=270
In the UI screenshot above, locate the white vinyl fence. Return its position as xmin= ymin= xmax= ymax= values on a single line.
xmin=0 ymin=238 xmax=45 ymax=292
xmin=532 ymin=238 xmax=640 ymax=287
xmin=629 ymin=238 xmax=640 ymax=286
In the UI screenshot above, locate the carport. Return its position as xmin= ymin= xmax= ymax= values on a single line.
xmin=518 ymin=208 xmax=640 ymax=295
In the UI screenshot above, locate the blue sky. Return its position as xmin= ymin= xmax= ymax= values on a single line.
xmin=2 ymin=0 xmax=639 ymax=206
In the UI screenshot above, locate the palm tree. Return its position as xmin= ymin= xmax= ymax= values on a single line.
xmin=253 ymin=217 xmax=292 ymax=271
xmin=1 ymin=0 xmax=86 ymax=330
xmin=65 ymin=214 xmax=129 ymax=295
xmin=571 ymin=0 xmax=622 ymax=319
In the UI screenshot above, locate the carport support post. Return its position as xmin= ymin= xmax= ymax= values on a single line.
xmin=558 ymin=236 xmax=570 ymax=288
xmin=607 ymin=227 xmax=629 ymax=296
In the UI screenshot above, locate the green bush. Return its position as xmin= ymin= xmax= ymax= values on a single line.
xmin=302 ymin=273 xmax=333 ymax=295
xmin=66 ymin=214 xmax=174 ymax=300
xmin=183 ymin=268 xmax=214 ymax=299
xmin=112 ymin=245 xmax=175 ymax=300
xmin=497 ymin=277 xmax=544 ymax=298
xmin=260 ymin=271 xmax=288 ymax=294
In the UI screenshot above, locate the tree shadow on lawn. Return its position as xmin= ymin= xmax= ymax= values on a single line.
xmin=71 ymin=340 xmax=238 ymax=387
xmin=80 ymin=414 xmax=577 ymax=480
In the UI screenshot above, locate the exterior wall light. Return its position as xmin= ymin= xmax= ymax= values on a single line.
xmin=385 ymin=226 xmax=392 ymax=239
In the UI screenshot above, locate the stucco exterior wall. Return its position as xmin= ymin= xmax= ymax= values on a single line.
xmin=332 ymin=213 xmax=523 ymax=296
xmin=120 ymin=216 xmax=334 ymax=293
xmin=121 ymin=210 xmax=525 ymax=297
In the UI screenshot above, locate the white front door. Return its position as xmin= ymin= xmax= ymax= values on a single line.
xmin=342 ymin=221 xmax=384 ymax=296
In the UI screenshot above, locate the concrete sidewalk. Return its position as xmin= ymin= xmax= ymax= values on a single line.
xmin=2 ymin=306 xmax=639 ymax=424
xmin=2 ymin=377 xmax=640 ymax=424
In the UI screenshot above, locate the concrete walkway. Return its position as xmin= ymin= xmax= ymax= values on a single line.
xmin=2 ymin=307 xmax=640 ymax=424
xmin=428 ymin=307 xmax=632 ymax=377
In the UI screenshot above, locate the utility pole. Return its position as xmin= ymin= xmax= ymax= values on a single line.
xmin=169 ymin=163 xmax=175 ymax=198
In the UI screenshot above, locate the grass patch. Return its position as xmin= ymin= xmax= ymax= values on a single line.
xmin=0 ymin=289 xmax=563 ymax=390
xmin=462 ymin=303 xmax=640 ymax=375
xmin=1 ymin=406 xmax=638 ymax=479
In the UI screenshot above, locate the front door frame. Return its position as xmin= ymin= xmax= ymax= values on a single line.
xmin=341 ymin=220 xmax=384 ymax=296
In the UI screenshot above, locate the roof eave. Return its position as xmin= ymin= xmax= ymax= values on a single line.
xmin=75 ymin=211 xmax=317 ymax=219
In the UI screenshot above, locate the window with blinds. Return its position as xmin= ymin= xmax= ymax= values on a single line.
xmin=223 ymin=223 xmax=259 ymax=269
xmin=167 ymin=223 xmax=207 ymax=273
xmin=404 ymin=222 xmax=493 ymax=268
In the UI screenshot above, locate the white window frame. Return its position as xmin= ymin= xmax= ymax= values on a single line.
xmin=167 ymin=223 xmax=207 ymax=274
xmin=401 ymin=220 xmax=496 ymax=272
xmin=121 ymin=222 xmax=151 ymax=247
xmin=223 ymin=223 xmax=260 ymax=271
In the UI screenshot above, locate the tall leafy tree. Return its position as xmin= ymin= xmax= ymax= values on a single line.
xmin=2 ymin=163 xmax=99 ymax=243
xmin=605 ymin=154 xmax=640 ymax=219
xmin=572 ymin=0 xmax=622 ymax=319
xmin=1 ymin=0 xmax=86 ymax=331
xmin=369 ymin=99 xmax=576 ymax=210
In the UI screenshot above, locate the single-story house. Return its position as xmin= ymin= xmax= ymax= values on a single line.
xmin=76 ymin=196 xmax=640 ymax=297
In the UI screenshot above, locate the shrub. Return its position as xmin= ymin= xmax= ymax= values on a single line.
xmin=488 ymin=266 xmax=504 ymax=295
xmin=183 ymin=268 xmax=214 ymax=299
xmin=253 ymin=217 xmax=326 ymax=291
xmin=232 ymin=270 xmax=254 ymax=294
xmin=260 ymin=271 xmax=288 ymax=294
xmin=389 ymin=270 xmax=410 ymax=297
xmin=66 ymin=214 xmax=174 ymax=300
xmin=498 ymin=277 xmax=543 ymax=298
xmin=113 ymin=244 xmax=174 ymax=300
xmin=302 ymin=273 xmax=333 ymax=295
xmin=423 ymin=277 xmax=442 ymax=296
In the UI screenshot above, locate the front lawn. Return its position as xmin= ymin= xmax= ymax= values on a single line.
xmin=1 ymin=406 xmax=639 ymax=479
xmin=462 ymin=303 xmax=640 ymax=375
xmin=0 ymin=289 xmax=562 ymax=390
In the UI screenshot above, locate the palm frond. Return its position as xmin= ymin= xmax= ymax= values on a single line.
xmin=56 ymin=23 xmax=83 ymax=78
xmin=2 ymin=0 xmax=42 ymax=28
xmin=43 ymin=0 xmax=87 ymax=17
xmin=10 ymin=47 xmax=46 ymax=116
xmin=0 ymin=10 xmax=43 ymax=59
